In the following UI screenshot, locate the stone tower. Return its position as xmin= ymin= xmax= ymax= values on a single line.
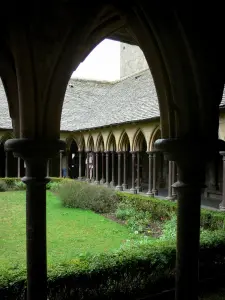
xmin=120 ymin=42 xmax=148 ymax=79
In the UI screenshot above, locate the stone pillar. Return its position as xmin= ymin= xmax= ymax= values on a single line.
xmin=146 ymin=152 xmax=154 ymax=196
xmin=105 ymin=151 xmax=110 ymax=187
xmin=17 ymin=157 xmax=21 ymax=178
xmin=5 ymin=151 xmax=8 ymax=177
xmin=111 ymin=151 xmax=115 ymax=187
xmin=47 ymin=160 xmax=50 ymax=177
xmin=92 ymin=152 xmax=95 ymax=182
xmin=116 ymin=152 xmax=123 ymax=191
xmin=78 ymin=151 xmax=82 ymax=181
xmin=166 ymin=160 xmax=174 ymax=200
xmin=155 ymin=138 xmax=208 ymax=300
xmin=122 ymin=151 xmax=128 ymax=189
xmin=152 ymin=152 xmax=158 ymax=195
xmin=136 ymin=151 xmax=141 ymax=192
xmin=172 ymin=161 xmax=177 ymax=199
xmin=5 ymin=138 xmax=65 ymax=300
xmin=95 ymin=152 xmax=100 ymax=184
xmin=86 ymin=152 xmax=90 ymax=182
xmin=66 ymin=152 xmax=69 ymax=178
xmin=100 ymin=152 xmax=105 ymax=183
xmin=130 ymin=151 xmax=137 ymax=194
xmin=59 ymin=150 xmax=63 ymax=177
xmin=219 ymin=151 xmax=225 ymax=211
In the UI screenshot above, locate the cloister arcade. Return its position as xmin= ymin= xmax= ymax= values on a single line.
xmin=0 ymin=3 xmax=225 ymax=300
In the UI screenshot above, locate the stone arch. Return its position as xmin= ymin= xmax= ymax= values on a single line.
xmin=132 ymin=129 xmax=147 ymax=152
xmin=65 ymin=134 xmax=79 ymax=152
xmin=149 ymin=126 xmax=161 ymax=151
xmin=78 ymin=135 xmax=85 ymax=152
xmin=118 ymin=131 xmax=131 ymax=152
xmin=96 ymin=133 xmax=105 ymax=152
xmin=106 ymin=132 xmax=116 ymax=151
xmin=87 ymin=135 xmax=94 ymax=152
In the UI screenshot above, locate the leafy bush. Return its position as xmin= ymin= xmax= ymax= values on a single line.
xmin=58 ymin=180 xmax=119 ymax=213
xmin=0 ymin=180 xmax=7 ymax=192
xmin=160 ymin=215 xmax=177 ymax=241
xmin=47 ymin=181 xmax=61 ymax=192
xmin=116 ymin=192 xmax=225 ymax=231
xmin=1 ymin=230 xmax=225 ymax=300
xmin=14 ymin=181 xmax=26 ymax=190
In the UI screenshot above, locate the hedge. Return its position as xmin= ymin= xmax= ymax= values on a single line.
xmin=115 ymin=192 xmax=225 ymax=231
xmin=1 ymin=230 xmax=225 ymax=300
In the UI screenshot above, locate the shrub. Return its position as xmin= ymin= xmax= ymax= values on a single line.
xmin=116 ymin=192 xmax=225 ymax=231
xmin=14 ymin=181 xmax=26 ymax=190
xmin=160 ymin=215 xmax=177 ymax=241
xmin=0 ymin=180 xmax=7 ymax=192
xmin=1 ymin=230 xmax=225 ymax=300
xmin=58 ymin=180 xmax=118 ymax=213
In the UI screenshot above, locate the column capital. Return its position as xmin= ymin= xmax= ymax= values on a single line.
xmin=220 ymin=151 xmax=225 ymax=159
xmin=155 ymin=138 xmax=225 ymax=186
xmin=5 ymin=138 xmax=65 ymax=160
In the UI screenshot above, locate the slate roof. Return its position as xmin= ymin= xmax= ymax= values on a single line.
xmin=0 ymin=69 xmax=225 ymax=131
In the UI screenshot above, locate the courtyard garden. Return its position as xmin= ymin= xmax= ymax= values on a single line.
xmin=0 ymin=178 xmax=225 ymax=299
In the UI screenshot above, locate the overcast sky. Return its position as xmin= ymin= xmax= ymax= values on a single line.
xmin=71 ymin=39 xmax=120 ymax=81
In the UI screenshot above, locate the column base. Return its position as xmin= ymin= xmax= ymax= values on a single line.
xmin=152 ymin=189 xmax=158 ymax=195
xmin=146 ymin=191 xmax=154 ymax=197
xmin=85 ymin=178 xmax=91 ymax=183
xmin=78 ymin=177 xmax=83 ymax=181
xmin=115 ymin=185 xmax=123 ymax=191
xmin=219 ymin=204 xmax=225 ymax=211
xmin=100 ymin=178 xmax=105 ymax=184
xmin=130 ymin=188 xmax=137 ymax=194
xmin=122 ymin=183 xmax=128 ymax=190
xmin=110 ymin=181 xmax=115 ymax=188
xmin=136 ymin=186 xmax=142 ymax=193
xmin=94 ymin=180 xmax=100 ymax=185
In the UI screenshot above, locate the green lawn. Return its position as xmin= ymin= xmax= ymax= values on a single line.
xmin=0 ymin=191 xmax=133 ymax=280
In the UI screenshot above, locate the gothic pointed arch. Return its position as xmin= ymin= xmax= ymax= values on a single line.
xmin=106 ymin=132 xmax=116 ymax=151
xmin=132 ymin=129 xmax=147 ymax=152
xmin=149 ymin=126 xmax=161 ymax=151
xmin=96 ymin=133 xmax=105 ymax=152
xmin=87 ymin=135 xmax=94 ymax=152
xmin=118 ymin=130 xmax=130 ymax=152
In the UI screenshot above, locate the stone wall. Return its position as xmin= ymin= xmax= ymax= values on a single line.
xmin=120 ymin=43 xmax=148 ymax=79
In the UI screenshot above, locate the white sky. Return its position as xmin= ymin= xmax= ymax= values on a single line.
xmin=71 ymin=39 xmax=120 ymax=81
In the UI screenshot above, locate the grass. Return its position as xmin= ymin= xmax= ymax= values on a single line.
xmin=0 ymin=191 xmax=134 ymax=282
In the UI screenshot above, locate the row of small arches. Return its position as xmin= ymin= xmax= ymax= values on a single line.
xmin=66 ymin=127 xmax=161 ymax=153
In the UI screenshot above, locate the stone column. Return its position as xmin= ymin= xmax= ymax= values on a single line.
xmin=136 ymin=151 xmax=141 ymax=193
xmin=5 ymin=151 xmax=8 ymax=177
xmin=78 ymin=151 xmax=82 ymax=181
xmin=17 ymin=157 xmax=21 ymax=178
xmin=95 ymin=152 xmax=100 ymax=184
xmin=172 ymin=161 xmax=177 ymax=199
xmin=166 ymin=160 xmax=174 ymax=200
xmin=219 ymin=151 xmax=225 ymax=211
xmin=116 ymin=152 xmax=123 ymax=190
xmin=100 ymin=152 xmax=105 ymax=183
xmin=5 ymin=138 xmax=65 ymax=300
xmin=47 ymin=160 xmax=50 ymax=177
xmin=152 ymin=152 xmax=158 ymax=195
xmin=105 ymin=151 xmax=110 ymax=187
xmin=86 ymin=152 xmax=90 ymax=182
xmin=155 ymin=138 xmax=208 ymax=300
xmin=92 ymin=152 xmax=95 ymax=182
xmin=66 ymin=152 xmax=69 ymax=178
xmin=146 ymin=152 xmax=154 ymax=196
xmin=122 ymin=151 xmax=128 ymax=189
xmin=59 ymin=150 xmax=63 ymax=177
xmin=130 ymin=151 xmax=137 ymax=194
xmin=111 ymin=151 xmax=115 ymax=187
